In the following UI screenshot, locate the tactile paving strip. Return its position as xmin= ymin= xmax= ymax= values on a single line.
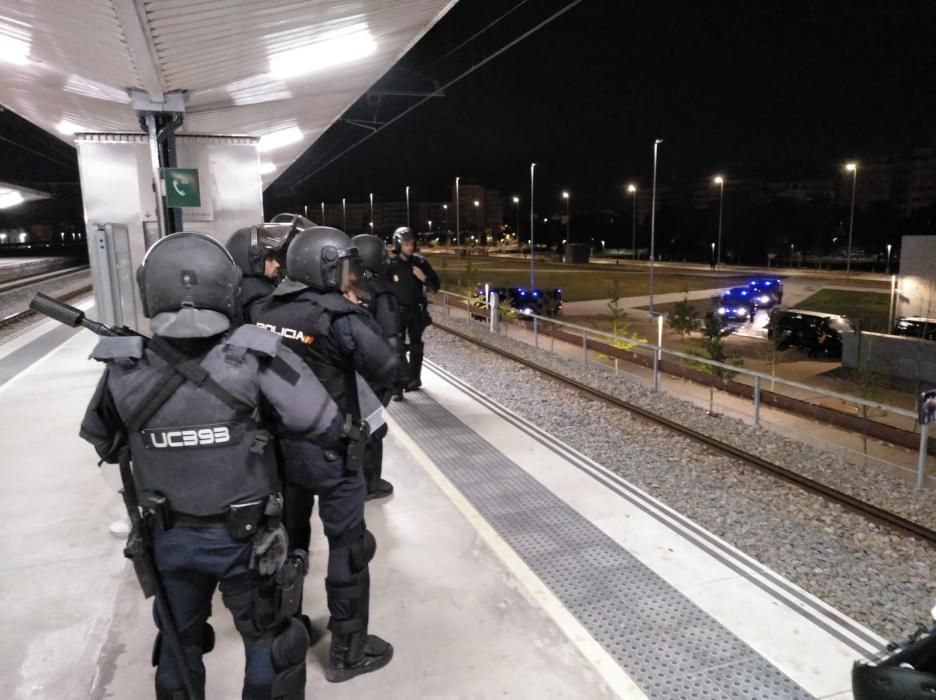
xmin=391 ymin=389 xmax=814 ymax=699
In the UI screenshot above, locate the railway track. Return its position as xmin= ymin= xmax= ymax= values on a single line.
xmin=0 ymin=264 xmax=90 ymax=294
xmin=434 ymin=320 xmax=936 ymax=547
xmin=0 ymin=266 xmax=92 ymax=335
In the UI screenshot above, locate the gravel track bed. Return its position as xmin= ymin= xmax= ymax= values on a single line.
xmin=425 ymin=318 xmax=936 ymax=639
xmin=436 ymin=315 xmax=936 ymax=531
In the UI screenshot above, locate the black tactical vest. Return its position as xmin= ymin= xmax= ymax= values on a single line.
xmin=90 ymin=327 xmax=279 ymax=516
xmin=251 ymin=289 xmax=361 ymax=418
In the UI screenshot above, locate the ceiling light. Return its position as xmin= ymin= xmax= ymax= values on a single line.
xmin=258 ymin=126 xmax=302 ymax=152
xmin=269 ymin=25 xmax=377 ymax=80
xmin=259 ymin=162 xmax=277 ymax=175
xmin=0 ymin=35 xmax=30 ymax=66
xmin=0 ymin=190 xmax=25 ymax=209
xmin=56 ymin=120 xmax=82 ymax=135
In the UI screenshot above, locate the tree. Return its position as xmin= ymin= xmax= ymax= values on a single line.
xmin=595 ymin=279 xmax=646 ymax=366
xmin=669 ymin=292 xmax=700 ymax=337
xmin=687 ymin=313 xmax=743 ymax=415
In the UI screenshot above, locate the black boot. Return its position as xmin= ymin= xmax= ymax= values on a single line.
xmin=324 ymin=569 xmax=393 ymax=682
xmin=325 ymin=631 xmax=394 ymax=683
xmin=365 ymin=478 xmax=394 ymax=501
xmin=406 ymin=345 xmax=424 ymax=390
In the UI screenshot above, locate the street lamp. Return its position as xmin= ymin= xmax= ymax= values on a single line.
xmin=627 ymin=184 xmax=637 ymax=261
xmin=320 ymin=201 xmax=325 ymax=225
xmin=512 ymin=195 xmax=520 ymax=244
xmin=562 ymin=191 xmax=570 ymax=244
xmin=710 ymin=241 xmax=716 ymax=268
xmin=442 ymin=203 xmax=448 ymax=235
xmin=428 ymin=219 xmax=432 ymax=232
xmin=530 ymin=163 xmax=536 ymax=289
xmin=845 ymin=162 xmax=858 ymax=278
xmin=649 ymin=138 xmax=663 ymax=316
xmin=369 ymin=192 xmax=374 ymax=232
xmin=405 ymin=185 xmax=410 ymax=229
xmin=886 ymin=242 xmax=892 ymax=275
xmin=713 ymin=175 xmax=725 ymax=269
xmin=790 ymin=243 xmax=795 ymax=267
xmin=342 ymin=197 xmax=347 ymax=231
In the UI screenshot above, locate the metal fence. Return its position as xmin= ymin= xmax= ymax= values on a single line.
xmin=435 ymin=289 xmax=933 ymax=489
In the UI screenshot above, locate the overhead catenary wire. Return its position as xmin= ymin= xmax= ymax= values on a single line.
xmin=288 ymin=0 xmax=585 ymax=189
xmin=396 ymin=0 xmax=533 ymax=89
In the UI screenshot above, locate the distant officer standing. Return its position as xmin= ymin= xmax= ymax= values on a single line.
xmin=79 ymin=232 xmax=342 ymax=700
xmin=251 ymin=226 xmax=398 ymax=682
xmin=388 ymin=227 xmax=440 ymax=395
xmin=351 ymin=233 xmax=403 ymax=500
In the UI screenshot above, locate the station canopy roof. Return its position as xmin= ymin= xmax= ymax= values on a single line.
xmin=0 ymin=0 xmax=457 ymax=186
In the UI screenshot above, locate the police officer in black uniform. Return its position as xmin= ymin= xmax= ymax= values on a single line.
xmin=226 ymin=214 xmax=313 ymax=325
xmin=251 ymin=226 xmax=397 ymax=682
xmin=351 ymin=233 xmax=403 ymax=500
xmin=388 ymin=227 xmax=440 ymax=395
xmin=79 ymin=232 xmax=342 ymax=700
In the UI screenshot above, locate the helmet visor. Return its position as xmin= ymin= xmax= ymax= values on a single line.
xmin=337 ymin=247 xmax=364 ymax=292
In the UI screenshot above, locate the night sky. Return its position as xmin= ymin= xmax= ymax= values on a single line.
xmin=2 ymin=0 xmax=936 ymax=227
xmin=269 ymin=0 xmax=936 ymax=212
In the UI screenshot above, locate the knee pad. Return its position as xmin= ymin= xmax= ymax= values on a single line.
xmin=272 ymin=617 xmax=310 ymax=671
xmin=328 ymin=524 xmax=376 ymax=578
xmin=350 ymin=529 xmax=377 ymax=573
xmin=270 ymin=617 xmax=308 ymax=699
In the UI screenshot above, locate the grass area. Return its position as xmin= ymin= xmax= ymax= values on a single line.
xmin=423 ymin=253 xmax=746 ymax=302
xmin=795 ymin=289 xmax=891 ymax=332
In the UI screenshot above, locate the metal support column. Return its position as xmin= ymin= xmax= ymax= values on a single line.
xmin=753 ymin=376 xmax=761 ymax=426
xmin=489 ymin=292 xmax=498 ymax=334
xmin=917 ymin=424 xmax=930 ymax=491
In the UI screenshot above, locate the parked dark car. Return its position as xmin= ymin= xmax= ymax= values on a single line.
xmin=894 ymin=317 xmax=936 ymax=341
xmin=769 ymin=309 xmax=854 ymax=359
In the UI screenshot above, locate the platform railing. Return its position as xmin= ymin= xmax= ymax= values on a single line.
xmin=433 ymin=289 xmax=933 ymax=490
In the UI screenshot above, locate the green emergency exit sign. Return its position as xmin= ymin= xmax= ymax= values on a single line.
xmin=163 ymin=168 xmax=201 ymax=208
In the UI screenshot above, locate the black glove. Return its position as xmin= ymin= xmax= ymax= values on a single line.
xmin=250 ymin=524 xmax=288 ymax=576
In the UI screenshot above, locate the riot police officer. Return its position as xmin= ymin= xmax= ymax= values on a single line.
xmin=251 ymin=226 xmax=398 ymax=682
xmin=226 ymin=214 xmax=313 ymax=325
xmin=388 ymin=226 xmax=440 ymax=395
xmin=79 ymin=232 xmax=343 ymax=700
xmin=351 ymin=233 xmax=403 ymax=500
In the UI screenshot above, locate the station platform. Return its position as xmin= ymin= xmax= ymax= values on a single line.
xmin=0 ymin=316 xmax=884 ymax=699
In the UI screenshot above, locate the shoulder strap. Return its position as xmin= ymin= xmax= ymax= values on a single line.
xmin=122 ymin=337 xmax=251 ymax=432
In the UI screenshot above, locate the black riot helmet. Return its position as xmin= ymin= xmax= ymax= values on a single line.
xmin=284 ymin=226 xmax=363 ymax=293
xmin=226 ymin=214 xmax=315 ymax=277
xmin=392 ymin=226 xmax=415 ymax=254
xmin=136 ymin=232 xmax=242 ymax=338
xmin=226 ymin=224 xmax=288 ymax=277
xmin=351 ymin=233 xmax=389 ymax=274
xmin=853 ymin=624 xmax=936 ymax=700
